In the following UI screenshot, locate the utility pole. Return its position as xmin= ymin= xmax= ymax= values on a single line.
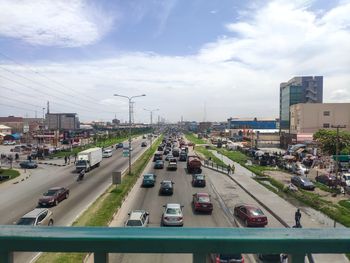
xmin=144 ymin=108 xmax=159 ymax=148
xmin=331 ymin=125 xmax=346 ymax=178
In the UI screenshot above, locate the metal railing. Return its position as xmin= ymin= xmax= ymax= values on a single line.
xmin=1 ymin=226 xmax=349 ymax=263
xmin=203 ymin=160 xmax=229 ymax=173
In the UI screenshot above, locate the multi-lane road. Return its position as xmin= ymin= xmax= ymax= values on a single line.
xmin=0 ymin=136 xmax=152 ymax=263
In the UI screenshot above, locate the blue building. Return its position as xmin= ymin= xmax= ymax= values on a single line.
xmin=227 ymin=117 xmax=277 ymax=129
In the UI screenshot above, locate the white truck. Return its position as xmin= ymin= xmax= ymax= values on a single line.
xmin=75 ymin=147 xmax=103 ymax=172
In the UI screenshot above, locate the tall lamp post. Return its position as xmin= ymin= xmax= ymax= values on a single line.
xmin=144 ymin=108 xmax=159 ymax=148
xmin=114 ymin=93 xmax=146 ymax=175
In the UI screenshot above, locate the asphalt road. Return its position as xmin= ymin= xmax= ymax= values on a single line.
xmin=0 ymin=136 xmax=152 ymax=263
xmin=107 ymin=153 xmax=239 ymax=263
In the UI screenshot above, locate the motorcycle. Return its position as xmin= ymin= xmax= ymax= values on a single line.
xmin=77 ymin=170 xmax=85 ymax=181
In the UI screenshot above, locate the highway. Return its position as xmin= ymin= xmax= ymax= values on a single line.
xmin=0 ymin=136 xmax=151 ymax=263
xmin=104 ymin=141 xmax=286 ymax=263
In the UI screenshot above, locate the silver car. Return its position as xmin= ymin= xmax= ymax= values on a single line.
xmin=16 ymin=208 xmax=54 ymax=226
xmin=162 ymin=203 xmax=184 ymax=226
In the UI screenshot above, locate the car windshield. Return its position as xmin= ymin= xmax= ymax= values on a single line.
xmin=219 ymin=254 xmax=242 ymax=260
xmin=162 ymin=182 xmax=172 ymax=187
xmin=250 ymin=208 xmax=264 ymax=216
xmin=344 ymin=175 xmax=350 ymax=180
xmin=195 ymin=175 xmax=204 ymax=180
xmin=144 ymin=175 xmax=153 ymax=179
xmin=17 ymin=217 xmax=36 ymax=225
xmin=198 ymin=196 xmax=210 ymax=203
xmin=166 ymin=208 xmax=181 ymax=215
xmin=76 ymin=160 xmax=86 ymax=165
xmin=44 ymin=190 xmax=58 ymax=196
xmin=126 ymin=220 xmax=142 ymax=226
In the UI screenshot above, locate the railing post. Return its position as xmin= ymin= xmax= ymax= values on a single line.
xmin=289 ymin=253 xmax=305 ymax=263
xmin=193 ymin=253 xmax=208 ymax=263
xmin=94 ymin=252 xmax=108 ymax=263
xmin=0 ymin=251 xmax=13 ymax=263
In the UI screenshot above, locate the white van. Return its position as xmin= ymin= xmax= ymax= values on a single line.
xmin=102 ymin=149 xmax=113 ymax=158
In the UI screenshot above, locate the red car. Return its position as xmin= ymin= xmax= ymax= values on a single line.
xmin=38 ymin=187 xmax=69 ymax=207
xmin=193 ymin=193 xmax=213 ymax=213
xmin=234 ymin=204 xmax=267 ymax=227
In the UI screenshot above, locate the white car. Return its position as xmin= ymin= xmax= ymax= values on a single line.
xmin=162 ymin=203 xmax=184 ymax=226
xmin=125 ymin=210 xmax=149 ymax=227
xmin=102 ymin=149 xmax=113 ymax=158
xmin=342 ymin=173 xmax=350 ymax=187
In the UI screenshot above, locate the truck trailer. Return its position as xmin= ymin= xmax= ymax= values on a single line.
xmin=75 ymin=147 xmax=103 ymax=172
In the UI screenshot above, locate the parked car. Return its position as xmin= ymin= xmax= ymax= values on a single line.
xmin=116 ymin=143 xmax=124 ymax=149
xmin=141 ymin=141 xmax=147 ymax=147
xmin=234 ymin=204 xmax=268 ymax=227
xmin=193 ymin=192 xmax=213 ymax=213
xmin=161 ymin=203 xmax=184 ymax=226
xmin=157 ymin=145 xmax=164 ymax=151
xmin=38 ymin=187 xmax=69 ymax=207
xmin=316 ymin=174 xmax=339 ymax=187
xmin=125 ymin=210 xmax=149 ymax=227
xmin=293 ymin=162 xmax=309 ymax=175
xmin=159 ymin=180 xmax=174 ymax=195
xmin=210 ymin=254 xmax=244 ymax=263
xmin=192 ymin=174 xmax=206 ymax=187
xmin=19 ymin=160 xmax=38 ymax=169
xmin=154 ymin=160 xmax=164 ymax=169
xmin=142 ymin=174 xmax=156 ymax=187
xmin=291 ymin=176 xmax=315 ymax=190
xmin=16 ymin=208 xmax=54 ymax=226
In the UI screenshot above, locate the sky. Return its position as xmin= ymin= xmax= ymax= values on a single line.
xmin=0 ymin=0 xmax=350 ymax=123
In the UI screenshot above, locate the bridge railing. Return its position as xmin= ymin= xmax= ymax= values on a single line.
xmin=1 ymin=226 xmax=350 ymax=263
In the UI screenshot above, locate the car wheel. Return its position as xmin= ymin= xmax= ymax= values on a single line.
xmin=48 ymin=220 xmax=54 ymax=226
xmin=55 ymin=200 xmax=59 ymax=206
xmin=65 ymin=193 xmax=69 ymax=199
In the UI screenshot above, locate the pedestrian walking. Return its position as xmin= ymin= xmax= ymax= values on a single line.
xmin=231 ymin=164 xmax=235 ymax=174
xmin=64 ymin=155 xmax=68 ymax=165
xmin=74 ymin=152 xmax=78 ymax=164
xmin=280 ymin=253 xmax=288 ymax=263
xmin=68 ymin=155 xmax=71 ymax=164
xmin=227 ymin=165 xmax=231 ymax=175
xmin=295 ymin=208 xmax=301 ymax=227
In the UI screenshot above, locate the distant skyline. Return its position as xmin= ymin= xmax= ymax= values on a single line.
xmin=0 ymin=0 xmax=349 ymax=122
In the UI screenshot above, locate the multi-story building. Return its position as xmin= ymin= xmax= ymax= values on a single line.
xmin=279 ymin=76 xmax=323 ymax=132
xmin=279 ymin=76 xmax=323 ymax=147
xmin=0 ymin=116 xmax=24 ymax=133
xmin=198 ymin=122 xmax=212 ymax=133
xmin=0 ymin=125 xmax=12 ymax=135
xmin=290 ymin=103 xmax=350 ymax=143
xmin=45 ymin=113 xmax=79 ymax=131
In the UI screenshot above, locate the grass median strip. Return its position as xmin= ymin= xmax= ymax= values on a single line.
xmin=195 ymin=146 xmax=227 ymax=167
xmin=36 ymin=135 xmax=163 ymax=263
xmin=0 ymin=168 xmax=20 ymax=183
xmin=185 ymin=132 xmax=207 ymax=145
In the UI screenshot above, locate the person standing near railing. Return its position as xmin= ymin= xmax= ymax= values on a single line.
xmin=227 ymin=165 xmax=231 ymax=175
xmin=231 ymin=164 xmax=235 ymax=174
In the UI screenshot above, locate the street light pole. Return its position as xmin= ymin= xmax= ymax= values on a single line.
xmin=331 ymin=124 xmax=346 ymax=178
xmin=144 ymin=108 xmax=159 ymax=148
xmin=114 ymin=93 xmax=146 ymax=175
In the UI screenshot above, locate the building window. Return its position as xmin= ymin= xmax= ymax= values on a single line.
xmin=323 ymin=111 xmax=330 ymax=116
xmin=323 ymin=123 xmax=330 ymax=128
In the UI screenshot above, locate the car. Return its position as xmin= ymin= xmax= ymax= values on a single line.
xmin=116 ymin=143 xmax=124 ymax=149
xmin=165 ymin=154 xmax=173 ymax=161
xmin=192 ymin=174 xmax=206 ymax=187
xmin=210 ymin=254 xmax=244 ymax=263
xmin=123 ymin=146 xmax=133 ymax=151
xmin=153 ymin=152 xmax=163 ymax=162
xmin=163 ymin=148 xmax=171 ymax=155
xmin=102 ymin=149 xmax=113 ymax=158
xmin=161 ymin=203 xmax=184 ymax=226
xmin=167 ymin=158 xmax=177 ymax=171
xmin=342 ymin=173 xmax=350 ymax=187
xmin=159 ymin=180 xmax=174 ymax=195
xmin=316 ymin=173 xmax=339 ymax=187
xmin=38 ymin=187 xmax=69 ymax=207
xmin=16 ymin=208 xmax=54 ymax=226
xmin=172 ymin=148 xmax=180 ymax=157
xmin=125 ymin=210 xmax=149 ymax=227
xmin=192 ymin=192 xmax=213 ymax=213
xmin=293 ymin=162 xmax=309 ymax=175
xmin=19 ymin=160 xmax=38 ymax=169
xmin=157 ymin=145 xmax=164 ymax=151
xmin=141 ymin=141 xmax=147 ymax=147
xmin=257 ymin=253 xmax=281 ymax=262
xmin=5 ymin=141 xmax=16 ymax=145
xmin=142 ymin=174 xmax=156 ymax=187
xmin=291 ymin=176 xmax=315 ymax=190
xmin=234 ymin=204 xmax=268 ymax=227
xmin=154 ymin=160 xmax=164 ymax=169
xmin=179 ymin=152 xmax=187 ymax=161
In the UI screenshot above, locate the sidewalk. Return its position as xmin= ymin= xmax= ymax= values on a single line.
xmin=210 ymin=151 xmax=348 ymax=263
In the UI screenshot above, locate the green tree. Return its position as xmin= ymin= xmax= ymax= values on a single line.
xmin=313 ymin=129 xmax=350 ymax=155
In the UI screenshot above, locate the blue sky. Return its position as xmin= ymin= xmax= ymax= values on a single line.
xmin=0 ymin=0 xmax=349 ymax=122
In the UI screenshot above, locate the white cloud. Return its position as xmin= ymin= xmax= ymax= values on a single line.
xmin=0 ymin=0 xmax=115 ymax=47
xmin=1 ymin=0 xmax=350 ymax=122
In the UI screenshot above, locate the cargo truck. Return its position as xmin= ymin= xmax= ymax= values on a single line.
xmin=187 ymin=156 xmax=202 ymax=174
xmin=75 ymin=147 xmax=103 ymax=172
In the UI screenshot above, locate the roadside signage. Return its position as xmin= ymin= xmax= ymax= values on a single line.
xmin=123 ymin=150 xmax=129 ymax=157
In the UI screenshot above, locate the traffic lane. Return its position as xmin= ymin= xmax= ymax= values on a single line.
xmin=0 ymin=136 xmax=146 ymax=225
xmin=203 ymin=168 xmax=282 ymax=228
xmin=109 ymin=158 xmax=236 ymax=263
xmin=13 ymin=137 xmax=150 ymax=263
